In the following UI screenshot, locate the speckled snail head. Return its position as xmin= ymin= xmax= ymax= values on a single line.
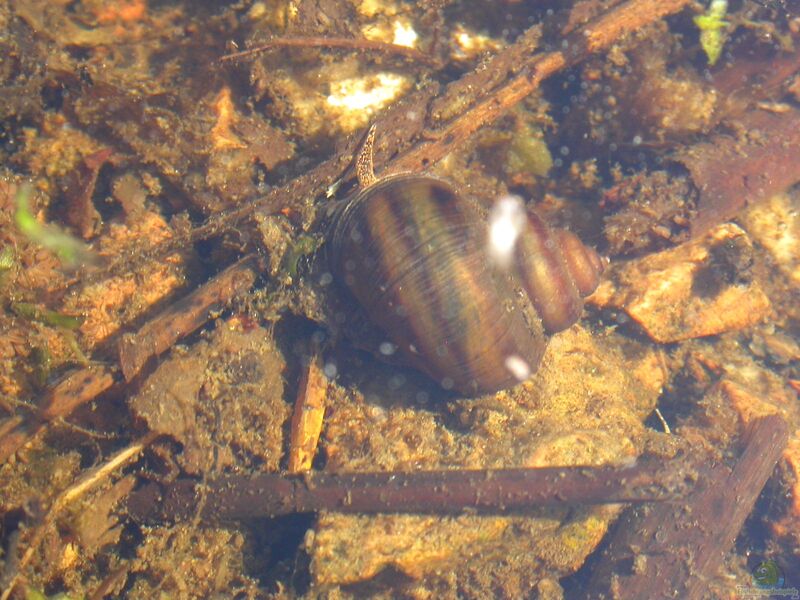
xmin=325 ymin=128 xmax=605 ymax=396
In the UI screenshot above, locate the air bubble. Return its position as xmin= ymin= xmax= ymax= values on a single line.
xmin=379 ymin=342 xmax=397 ymax=356
xmin=388 ymin=374 xmax=406 ymax=390
xmin=504 ymin=355 xmax=531 ymax=381
xmin=323 ymin=362 xmax=338 ymax=378
xmin=487 ymin=195 xmax=526 ymax=270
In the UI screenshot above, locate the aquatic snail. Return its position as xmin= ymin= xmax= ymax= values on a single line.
xmin=322 ymin=128 xmax=605 ymax=396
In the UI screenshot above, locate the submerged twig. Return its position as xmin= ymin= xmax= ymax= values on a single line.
xmin=220 ymin=37 xmax=436 ymax=65
xmin=586 ymin=413 xmax=789 ymax=599
xmin=676 ymin=106 xmax=800 ymax=236
xmin=126 ymin=459 xmax=693 ymax=523
xmin=118 ymin=254 xmax=263 ymax=381
xmin=0 ymin=365 xmax=116 ymax=465
xmin=287 ymin=353 xmax=328 ymax=473
xmin=0 ymin=432 xmax=158 ymax=600
xmin=98 ymin=0 xmax=693 ymax=281
xmin=391 ymin=0 xmax=694 ymax=174
xmin=0 ymin=256 xmax=261 ymax=465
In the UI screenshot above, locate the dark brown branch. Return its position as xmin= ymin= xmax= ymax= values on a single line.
xmin=219 ymin=37 xmax=436 ymax=65
xmin=118 ymin=254 xmax=263 ymax=381
xmin=126 ymin=459 xmax=694 ymax=523
xmin=37 ymin=364 xmax=115 ymax=421
xmin=0 ymin=365 xmax=116 ymax=465
xmin=0 ymin=257 xmax=261 ymax=465
xmin=100 ymin=0 xmax=692 ymax=278
xmin=676 ymin=106 xmax=800 ymax=236
xmin=585 ymin=413 xmax=790 ymax=599
xmin=390 ymin=0 xmax=693 ymax=174
xmin=63 ymin=148 xmax=114 ymax=239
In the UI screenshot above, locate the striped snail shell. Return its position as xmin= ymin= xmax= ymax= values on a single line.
xmin=325 ymin=174 xmax=605 ymax=396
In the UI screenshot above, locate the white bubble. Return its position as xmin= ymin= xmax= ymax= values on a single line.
xmin=632 ymin=135 xmax=642 ymax=146
xmin=323 ymin=362 xmax=338 ymax=378
xmin=319 ymin=272 xmax=333 ymax=286
xmin=379 ymin=342 xmax=397 ymax=356
xmin=487 ymin=195 xmax=527 ymax=270
xmin=504 ymin=354 xmax=531 ymax=381
xmin=441 ymin=377 xmax=454 ymax=390
xmin=388 ymin=374 xmax=406 ymax=390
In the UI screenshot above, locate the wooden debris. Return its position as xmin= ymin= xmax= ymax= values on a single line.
xmin=63 ymin=147 xmax=114 ymax=240
xmin=677 ymin=106 xmax=800 ymax=237
xmin=96 ymin=0 xmax=693 ymax=281
xmin=38 ymin=364 xmax=116 ymax=421
xmin=126 ymin=459 xmax=693 ymax=523
xmin=219 ymin=37 xmax=436 ymax=66
xmin=118 ymin=254 xmax=262 ymax=381
xmin=390 ymin=0 xmax=694 ymax=175
xmin=287 ymin=355 xmax=328 ymax=473
xmin=0 ymin=432 xmax=158 ymax=600
xmin=0 ymin=365 xmax=116 ymax=465
xmin=585 ymin=413 xmax=789 ymax=599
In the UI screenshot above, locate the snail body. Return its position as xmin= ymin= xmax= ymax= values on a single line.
xmin=325 ymin=173 xmax=605 ymax=396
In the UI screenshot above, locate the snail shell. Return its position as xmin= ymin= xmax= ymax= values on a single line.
xmin=326 ymin=174 xmax=604 ymax=396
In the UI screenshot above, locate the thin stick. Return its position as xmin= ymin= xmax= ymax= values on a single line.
xmin=219 ymin=37 xmax=435 ymax=65
xmin=0 ymin=365 xmax=116 ymax=466
xmin=97 ymin=0 xmax=692 ymax=280
xmin=0 ymin=432 xmax=158 ymax=600
xmin=118 ymin=254 xmax=262 ymax=381
xmin=126 ymin=459 xmax=693 ymax=523
xmin=391 ymin=0 xmax=693 ymax=174
xmin=586 ymin=414 xmax=789 ymax=599
xmin=0 ymin=256 xmax=261 ymax=465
